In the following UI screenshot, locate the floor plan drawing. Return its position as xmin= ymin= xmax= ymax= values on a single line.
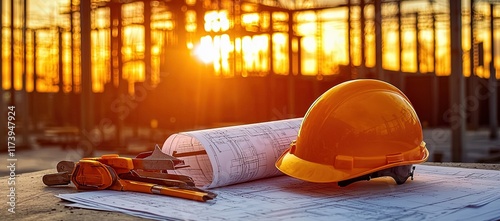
xmin=162 ymin=133 xmax=214 ymax=186
xmin=161 ymin=118 xmax=302 ymax=188
xmin=58 ymin=165 xmax=500 ymax=221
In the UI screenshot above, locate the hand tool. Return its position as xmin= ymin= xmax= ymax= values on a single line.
xmin=43 ymin=145 xmax=217 ymax=202
xmin=42 ymin=161 xmax=75 ymax=186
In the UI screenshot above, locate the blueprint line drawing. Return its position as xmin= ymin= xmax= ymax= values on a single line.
xmin=161 ymin=118 xmax=302 ymax=188
xmin=162 ymin=133 xmax=214 ymax=186
xmin=58 ymin=165 xmax=500 ymax=221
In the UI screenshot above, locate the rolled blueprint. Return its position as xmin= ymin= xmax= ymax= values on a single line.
xmin=161 ymin=118 xmax=302 ymax=188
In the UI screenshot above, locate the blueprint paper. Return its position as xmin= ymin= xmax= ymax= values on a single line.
xmin=58 ymin=119 xmax=500 ymax=220
xmin=58 ymin=165 xmax=500 ymax=221
xmin=161 ymin=118 xmax=302 ymax=188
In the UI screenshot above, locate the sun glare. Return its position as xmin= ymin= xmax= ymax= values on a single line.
xmin=195 ymin=36 xmax=216 ymax=64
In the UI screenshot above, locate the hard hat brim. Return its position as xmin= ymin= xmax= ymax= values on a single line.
xmin=275 ymin=143 xmax=429 ymax=183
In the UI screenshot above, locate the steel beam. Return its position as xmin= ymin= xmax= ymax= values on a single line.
xmin=80 ymin=0 xmax=94 ymax=156
xmin=449 ymin=0 xmax=465 ymax=162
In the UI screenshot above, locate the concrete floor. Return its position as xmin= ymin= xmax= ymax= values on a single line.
xmin=423 ymin=128 xmax=500 ymax=163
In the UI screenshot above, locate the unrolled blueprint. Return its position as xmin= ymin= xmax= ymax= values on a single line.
xmin=161 ymin=118 xmax=302 ymax=188
xmin=58 ymin=165 xmax=500 ymax=221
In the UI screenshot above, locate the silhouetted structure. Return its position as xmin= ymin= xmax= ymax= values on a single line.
xmin=0 ymin=0 xmax=498 ymax=160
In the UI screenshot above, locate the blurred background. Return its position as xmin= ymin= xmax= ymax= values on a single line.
xmin=1 ymin=0 xmax=499 ymax=174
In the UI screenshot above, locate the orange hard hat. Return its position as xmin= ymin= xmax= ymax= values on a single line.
xmin=275 ymin=79 xmax=428 ymax=184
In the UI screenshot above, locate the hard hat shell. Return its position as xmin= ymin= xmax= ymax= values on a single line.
xmin=276 ymin=79 xmax=429 ymax=183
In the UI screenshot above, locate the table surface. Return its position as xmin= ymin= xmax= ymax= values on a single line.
xmin=1 ymin=169 xmax=150 ymax=220
xmin=1 ymin=162 xmax=499 ymax=220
